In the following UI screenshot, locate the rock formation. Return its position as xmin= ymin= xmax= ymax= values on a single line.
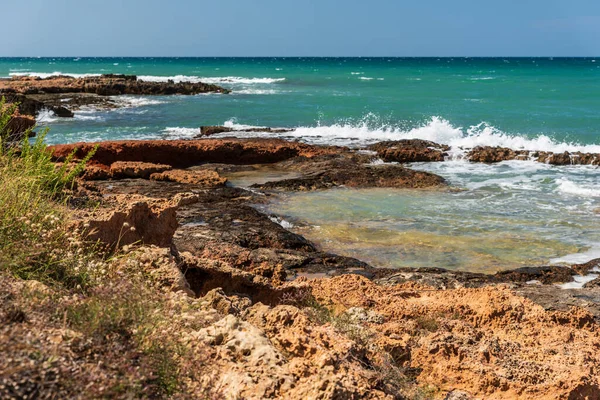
xmin=0 ymin=74 xmax=229 ymax=119
xmin=50 ymin=138 xmax=340 ymax=168
xmin=467 ymin=146 xmax=600 ymax=165
xmin=368 ymin=139 xmax=450 ymax=163
xmin=198 ymin=125 xmax=294 ymax=138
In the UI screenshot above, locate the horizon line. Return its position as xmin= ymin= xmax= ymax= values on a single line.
xmin=1 ymin=55 xmax=599 ymax=59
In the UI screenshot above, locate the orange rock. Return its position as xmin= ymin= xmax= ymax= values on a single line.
xmin=308 ymin=274 xmax=600 ymax=399
xmin=49 ymin=138 xmax=341 ymax=168
xmin=0 ymin=74 xmax=229 ymax=95
xmin=150 ymin=169 xmax=227 ymax=186
xmin=77 ymin=193 xmax=198 ymax=248
xmin=369 ymin=139 xmax=449 ymax=163
xmin=109 ymin=161 xmax=172 ymax=179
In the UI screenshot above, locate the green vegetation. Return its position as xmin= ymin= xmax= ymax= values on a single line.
xmin=0 ymin=104 xmax=218 ymax=399
xmin=0 ymin=99 xmax=97 ymax=287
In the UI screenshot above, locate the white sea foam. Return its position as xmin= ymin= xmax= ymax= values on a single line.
xmin=551 ymin=248 xmax=600 ymax=265
xmin=557 ymin=269 xmax=600 ymax=289
xmin=209 ymin=116 xmax=600 ymax=154
xmin=36 ymin=109 xmax=59 ymax=123
xmin=74 ymin=114 xmax=103 ymax=121
xmin=234 ymin=89 xmax=284 ymax=95
xmin=112 ymin=96 xmax=166 ymax=108
xmin=137 ymin=75 xmax=285 ymax=85
xmin=359 ymin=77 xmax=374 ymax=81
xmin=556 ymin=178 xmax=600 ymax=197
xmin=9 ymin=72 xmax=286 ymax=86
xmin=222 ymin=119 xmax=268 ymax=131
xmin=269 ymin=216 xmax=294 ymax=229
xmin=10 ymin=71 xmax=101 ymax=78
xmin=162 ymin=127 xmax=200 ymax=138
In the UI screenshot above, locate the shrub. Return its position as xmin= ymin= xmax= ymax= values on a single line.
xmin=0 ymin=103 xmax=97 ymax=287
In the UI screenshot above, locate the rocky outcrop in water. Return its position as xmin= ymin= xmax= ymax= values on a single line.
xmin=368 ymin=139 xmax=450 ymax=163
xmin=198 ymin=125 xmax=294 ymax=138
xmin=0 ymin=74 xmax=229 ymax=96
xmin=53 ymin=138 xmax=447 ymax=191
xmin=50 ymin=138 xmax=340 ymax=168
xmin=253 ymin=161 xmax=446 ymax=190
xmin=467 ymin=146 xmax=600 ymax=165
xmin=0 ymin=74 xmax=229 ymax=118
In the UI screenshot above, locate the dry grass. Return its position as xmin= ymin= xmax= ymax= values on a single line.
xmin=0 ymin=104 xmax=221 ymax=398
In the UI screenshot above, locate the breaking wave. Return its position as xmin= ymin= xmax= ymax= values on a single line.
xmin=137 ymin=75 xmax=286 ymax=85
xmin=216 ymin=115 xmax=600 ymax=154
xmin=556 ymin=178 xmax=600 ymax=198
xmin=8 ymin=72 xmax=286 ymax=87
xmin=162 ymin=127 xmax=200 ymax=139
xmin=10 ymin=71 xmax=101 ymax=78
xmin=112 ymin=96 xmax=166 ymax=108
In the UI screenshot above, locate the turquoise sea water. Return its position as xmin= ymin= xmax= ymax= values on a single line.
xmin=2 ymin=57 xmax=600 ymax=146
xmin=2 ymin=57 xmax=600 ymax=275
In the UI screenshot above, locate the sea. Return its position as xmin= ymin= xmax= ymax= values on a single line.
xmin=2 ymin=57 xmax=600 ymax=281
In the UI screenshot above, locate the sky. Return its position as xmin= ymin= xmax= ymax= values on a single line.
xmin=3 ymin=0 xmax=600 ymax=57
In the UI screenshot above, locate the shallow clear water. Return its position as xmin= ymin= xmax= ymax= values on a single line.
xmin=266 ymin=160 xmax=600 ymax=273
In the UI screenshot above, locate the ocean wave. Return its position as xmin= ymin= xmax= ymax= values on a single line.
xmin=36 ymin=109 xmax=59 ymax=123
xmin=8 ymin=72 xmax=286 ymax=86
xmin=112 ymin=96 xmax=166 ymax=108
xmin=223 ymin=120 xmax=269 ymax=130
xmin=234 ymin=89 xmax=285 ymax=95
xmin=137 ymin=75 xmax=286 ymax=85
xmin=10 ymin=71 xmax=101 ymax=78
xmin=555 ymin=178 xmax=600 ymax=197
xmin=212 ymin=115 xmax=600 ymax=154
xmin=74 ymin=114 xmax=103 ymax=121
xmin=162 ymin=127 xmax=200 ymax=139
xmin=359 ymin=77 xmax=374 ymax=81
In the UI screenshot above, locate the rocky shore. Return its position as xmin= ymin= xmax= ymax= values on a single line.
xmin=0 ymin=74 xmax=230 ymax=138
xmin=14 ymin=136 xmax=593 ymax=399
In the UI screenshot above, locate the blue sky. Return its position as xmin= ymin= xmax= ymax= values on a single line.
xmin=4 ymin=0 xmax=600 ymax=56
